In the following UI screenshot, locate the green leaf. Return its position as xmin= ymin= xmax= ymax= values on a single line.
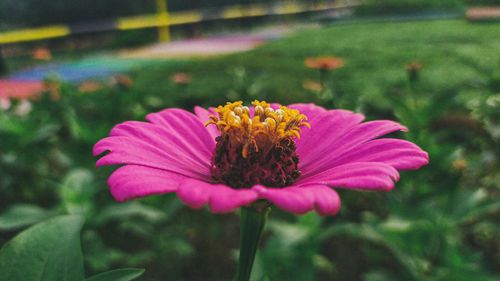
xmin=0 ymin=215 xmax=85 ymax=281
xmin=95 ymin=201 xmax=167 ymax=225
xmin=84 ymin=268 xmax=145 ymax=281
xmin=0 ymin=204 xmax=57 ymax=231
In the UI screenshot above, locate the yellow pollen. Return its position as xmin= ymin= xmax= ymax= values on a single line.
xmin=205 ymin=100 xmax=310 ymax=158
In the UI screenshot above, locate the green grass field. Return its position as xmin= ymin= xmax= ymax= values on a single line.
xmin=130 ymin=20 xmax=500 ymax=109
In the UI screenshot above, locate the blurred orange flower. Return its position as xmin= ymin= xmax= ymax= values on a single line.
xmin=452 ymin=158 xmax=468 ymax=171
xmin=405 ymin=61 xmax=422 ymax=71
xmin=79 ymin=81 xmax=102 ymax=93
xmin=112 ymin=74 xmax=134 ymax=88
xmin=32 ymin=48 xmax=52 ymax=61
xmin=405 ymin=61 xmax=422 ymax=83
xmin=305 ymin=56 xmax=344 ymax=71
xmin=172 ymin=73 xmax=191 ymax=84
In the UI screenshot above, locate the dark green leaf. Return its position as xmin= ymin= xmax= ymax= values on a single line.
xmin=0 ymin=215 xmax=85 ymax=281
xmin=0 ymin=204 xmax=57 ymax=231
xmin=84 ymin=268 xmax=145 ymax=281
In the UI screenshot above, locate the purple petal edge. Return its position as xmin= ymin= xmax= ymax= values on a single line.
xmin=252 ymin=184 xmax=341 ymax=216
xmin=177 ymin=179 xmax=259 ymax=213
xmin=108 ymin=165 xmax=185 ymax=202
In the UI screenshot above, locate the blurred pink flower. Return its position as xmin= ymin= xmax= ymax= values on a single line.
xmin=94 ymin=101 xmax=428 ymax=216
xmin=172 ymin=73 xmax=191 ymax=84
xmin=0 ymin=98 xmax=11 ymax=110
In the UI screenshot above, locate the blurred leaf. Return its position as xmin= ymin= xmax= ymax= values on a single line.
xmin=60 ymin=169 xmax=96 ymax=215
xmin=267 ymin=220 xmax=309 ymax=248
xmin=249 ymin=253 xmax=264 ymax=281
xmin=313 ymin=254 xmax=336 ymax=275
xmin=364 ymin=270 xmax=400 ymax=281
xmin=0 ymin=204 xmax=57 ymax=231
xmin=84 ymin=268 xmax=144 ymax=281
xmin=31 ymin=123 xmax=60 ymax=143
xmin=82 ymin=230 xmax=131 ymax=273
xmin=261 ymin=214 xmax=325 ymax=281
xmin=0 ymin=215 xmax=85 ymax=281
xmin=322 ymin=222 xmax=422 ymax=281
xmin=95 ymin=201 xmax=167 ymax=225
xmin=451 ymin=189 xmax=500 ymax=223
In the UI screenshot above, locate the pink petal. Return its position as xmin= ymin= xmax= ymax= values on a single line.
xmin=298 ymin=162 xmax=399 ymax=191
xmin=94 ymin=137 xmax=206 ymax=180
xmin=295 ymin=109 xmax=365 ymax=166
xmin=330 ymin=138 xmax=429 ymax=170
xmin=252 ymin=184 xmax=340 ymax=216
xmin=94 ymin=109 xmax=214 ymax=180
xmin=145 ymin=108 xmax=216 ymax=153
xmin=177 ymin=179 xmax=259 ymax=213
xmin=300 ymin=120 xmax=407 ymax=177
xmin=110 ymin=121 xmax=212 ymax=165
xmin=194 ymin=106 xmax=219 ymax=139
xmin=287 ymin=103 xmax=328 ymax=121
xmin=108 ymin=165 xmax=186 ymax=202
xmin=268 ymin=103 xmax=281 ymax=110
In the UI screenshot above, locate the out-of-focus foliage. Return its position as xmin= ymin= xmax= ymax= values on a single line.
xmin=356 ymin=0 xmax=463 ymax=15
xmin=355 ymin=0 xmax=500 ymax=15
xmin=1 ymin=19 xmax=500 ymax=280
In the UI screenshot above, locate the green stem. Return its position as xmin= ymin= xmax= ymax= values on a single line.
xmin=319 ymin=69 xmax=327 ymax=89
xmin=235 ymin=206 xmax=270 ymax=281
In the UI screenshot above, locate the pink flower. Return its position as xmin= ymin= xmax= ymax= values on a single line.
xmin=0 ymin=98 xmax=11 ymax=110
xmin=94 ymin=101 xmax=428 ymax=216
xmin=172 ymin=73 xmax=191 ymax=84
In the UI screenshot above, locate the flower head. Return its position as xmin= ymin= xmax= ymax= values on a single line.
xmin=405 ymin=61 xmax=422 ymax=71
xmin=79 ymin=81 xmax=101 ymax=93
xmin=206 ymin=101 xmax=309 ymax=189
xmin=172 ymin=73 xmax=191 ymax=84
xmin=405 ymin=61 xmax=422 ymax=83
xmin=94 ymin=101 xmax=428 ymax=215
xmin=32 ymin=47 xmax=52 ymax=61
xmin=112 ymin=74 xmax=134 ymax=88
xmin=14 ymin=99 xmax=32 ymax=116
xmin=0 ymin=98 xmax=11 ymax=111
xmin=305 ymin=56 xmax=344 ymax=71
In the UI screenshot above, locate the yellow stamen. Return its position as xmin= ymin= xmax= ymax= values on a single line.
xmin=205 ymin=100 xmax=310 ymax=158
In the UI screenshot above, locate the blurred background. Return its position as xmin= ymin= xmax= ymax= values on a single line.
xmin=1 ymin=0 xmax=500 ymax=280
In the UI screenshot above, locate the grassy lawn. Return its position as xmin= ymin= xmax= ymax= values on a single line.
xmin=131 ymin=20 xmax=500 ymax=111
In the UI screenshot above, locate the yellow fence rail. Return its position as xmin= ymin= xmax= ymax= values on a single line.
xmin=0 ymin=1 xmax=355 ymax=44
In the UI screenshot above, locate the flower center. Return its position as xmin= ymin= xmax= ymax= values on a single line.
xmin=206 ymin=101 xmax=310 ymax=189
